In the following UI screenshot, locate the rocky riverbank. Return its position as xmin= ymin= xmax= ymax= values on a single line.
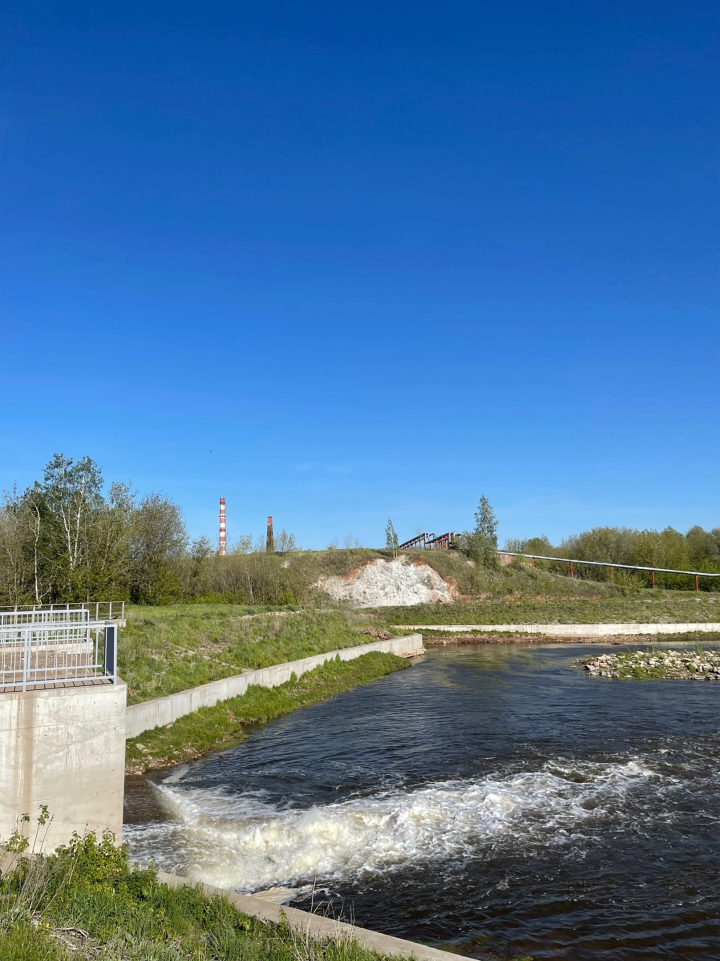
xmin=582 ymin=648 xmax=720 ymax=680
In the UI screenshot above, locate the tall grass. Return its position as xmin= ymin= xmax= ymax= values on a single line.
xmin=0 ymin=827 xmax=393 ymax=961
xmin=121 ymin=606 xmax=399 ymax=703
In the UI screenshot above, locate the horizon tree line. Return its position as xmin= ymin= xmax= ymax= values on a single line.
xmin=1 ymin=456 xmax=718 ymax=605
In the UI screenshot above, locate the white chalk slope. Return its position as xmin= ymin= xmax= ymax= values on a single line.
xmin=313 ymin=556 xmax=457 ymax=607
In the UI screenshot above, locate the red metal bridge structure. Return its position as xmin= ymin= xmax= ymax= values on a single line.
xmin=398 ymin=532 xmax=458 ymax=551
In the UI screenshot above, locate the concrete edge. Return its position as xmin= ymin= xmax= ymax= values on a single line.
xmin=393 ymin=623 xmax=720 ymax=636
xmin=154 ymin=870 xmax=459 ymax=961
xmin=126 ymin=634 xmax=424 ymax=739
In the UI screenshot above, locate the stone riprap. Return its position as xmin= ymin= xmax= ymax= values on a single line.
xmin=582 ymin=648 xmax=720 ymax=680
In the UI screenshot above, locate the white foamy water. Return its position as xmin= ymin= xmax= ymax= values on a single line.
xmin=126 ymin=758 xmax=658 ymax=892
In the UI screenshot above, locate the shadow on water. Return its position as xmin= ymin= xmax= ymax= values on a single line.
xmin=125 ymin=643 xmax=720 ymax=961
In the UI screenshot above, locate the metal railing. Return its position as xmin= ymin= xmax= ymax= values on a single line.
xmin=497 ymin=551 xmax=720 ymax=591
xmin=0 ymin=601 xmax=125 ymax=622
xmin=398 ymin=532 xmax=458 ymax=551
xmin=0 ymin=617 xmax=118 ymax=692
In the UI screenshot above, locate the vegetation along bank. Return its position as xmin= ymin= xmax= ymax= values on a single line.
xmin=125 ymin=651 xmax=409 ymax=775
xmin=0 ymin=829 xmax=397 ymax=961
xmin=120 ymin=606 xmax=403 ymax=703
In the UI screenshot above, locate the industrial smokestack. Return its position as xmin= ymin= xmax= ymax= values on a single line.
xmin=219 ymin=497 xmax=227 ymax=555
xmin=266 ymin=515 xmax=274 ymax=553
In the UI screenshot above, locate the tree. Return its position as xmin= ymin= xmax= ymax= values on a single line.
xmin=385 ymin=519 xmax=399 ymax=554
xmin=464 ymin=495 xmax=498 ymax=566
xmin=474 ymin=496 xmax=497 ymax=543
xmin=127 ymin=494 xmax=188 ymax=603
xmin=275 ymin=530 xmax=298 ymax=553
xmin=0 ymin=487 xmax=37 ymax=603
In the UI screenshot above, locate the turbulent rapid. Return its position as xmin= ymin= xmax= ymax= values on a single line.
xmin=127 ymin=759 xmax=659 ymax=892
xmin=125 ymin=643 xmax=720 ymax=960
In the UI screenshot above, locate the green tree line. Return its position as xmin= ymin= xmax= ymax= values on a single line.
xmin=0 ymin=454 xmax=307 ymax=606
xmin=506 ymin=525 xmax=720 ymax=589
xmin=2 ymin=457 xmax=718 ymax=603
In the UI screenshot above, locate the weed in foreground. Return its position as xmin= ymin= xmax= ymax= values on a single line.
xmin=0 ymin=815 xmax=394 ymax=961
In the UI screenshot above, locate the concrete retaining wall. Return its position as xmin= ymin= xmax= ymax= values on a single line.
xmin=126 ymin=634 xmax=423 ymax=739
xmin=0 ymin=682 xmax=127 ymax=850
xmin=156 ymin=870 xmax=459 ymax=961
xmin=395 ymin=622 xmax=720 ymax=636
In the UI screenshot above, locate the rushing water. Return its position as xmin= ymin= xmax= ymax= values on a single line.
xmin=125 ymin=644 xmax=720 ymax=960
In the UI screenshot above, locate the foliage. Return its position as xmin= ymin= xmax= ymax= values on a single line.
xmin=384 ymin=520 xmax=398 ymax=554
xmin=0 ymin=822 xmax=392 ymax=961
xmin=3 ymin=454 xmax=719 ymax=605
xmin=275 ymin=530 xmax=299 ymax=552
xmin=125 ymin=650 xmax=409 ymax=773
xmin=0 ymin=455 xmax=184 ymax=605
xmin=461 ymin=495 xmax=498 ymax=567
xmin=510 ymin=525 xmax=720 ymax=590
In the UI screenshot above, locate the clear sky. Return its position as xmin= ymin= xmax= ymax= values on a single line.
xmin=1 ymin=1 xmax=718 ymax=549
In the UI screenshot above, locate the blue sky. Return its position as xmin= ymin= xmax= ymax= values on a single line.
xmin=1 ymin=0 xmax=718 ymax=549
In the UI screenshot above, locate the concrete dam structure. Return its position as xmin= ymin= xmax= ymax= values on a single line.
xmin=0 ymin=606 xmax=125 ymax=851
xmin=0 ymin=603 xmax=423 ymax=850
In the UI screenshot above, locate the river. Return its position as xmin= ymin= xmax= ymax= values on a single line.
xmin=124 ymin=643 xmax=720 ymax=960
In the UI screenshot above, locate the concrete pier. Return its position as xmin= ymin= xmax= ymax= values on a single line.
xmin=0 ymin=681 xmax=127 ymax=850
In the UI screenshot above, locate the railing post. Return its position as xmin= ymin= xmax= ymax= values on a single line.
xmin=104 ymin=624 xmax=117 ymax=684
xmin=695 ymin=574 xmax=699 ymax=592
xmin=570 ymin=561 xmax=574 ymax=579
xmin=651 ymin=571 xmax=655 ymax=589
xmin=22 ymin=628 xmax=30 ymax=693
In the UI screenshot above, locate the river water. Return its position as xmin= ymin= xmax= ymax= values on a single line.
xmin=124 ymin=644 xmax=720 ymax=960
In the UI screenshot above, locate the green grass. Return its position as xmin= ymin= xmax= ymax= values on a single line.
xmin=384 ymin=590 xmax=720 ymax=626
xmin=121 ymin=606 xmax=401 ymax=703
xmin=0 ymin=832 xmax=393 ymax=961
xmin=119 ymin=560 xmax=720 ymax=706
xmin=126 ymin=651 xmax=409 ymax=774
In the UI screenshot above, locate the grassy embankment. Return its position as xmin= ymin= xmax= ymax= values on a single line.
xmin=126 ymin=652 xmax=408 ymax=774
xmin=120 ymin=605 xmax=411 ymax=774
xmin=385 ymin=590 xmax=720 ymax=627
xmin=120 ymin=606 xmax=403 ymax=703
xmin=118 ymin=555 xmax=719 ymax=772
xmin=0 ymin=830 xmax=394 ymax=961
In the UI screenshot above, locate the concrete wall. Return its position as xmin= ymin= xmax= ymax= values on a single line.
xmin=126 ymin=634 xmax=423 ymax=739
xmin=396 ymin=622 xmax=720 ymax=636
xmin=0 ymin=682 xmax=127 ymax=850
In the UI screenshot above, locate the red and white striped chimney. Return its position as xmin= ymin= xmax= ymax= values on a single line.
xmin=219 ymin=497 xmax=227 ymax=555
